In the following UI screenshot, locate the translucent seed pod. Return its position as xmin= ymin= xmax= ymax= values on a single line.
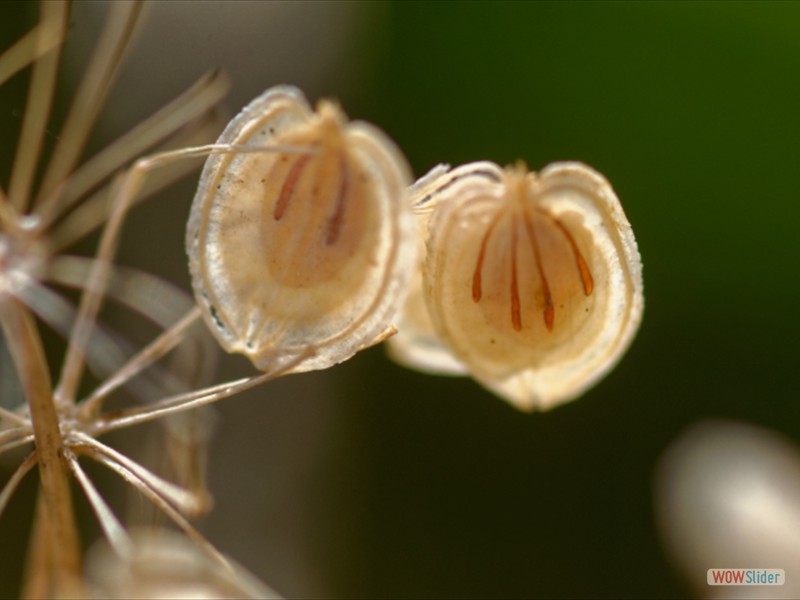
xmin=392 ymin=161 xmax=643 ymax=411
xmin=385 ymin=163 xmax=471 ymax=375
xmin=187 ymin=86 xmax=416 ymax=373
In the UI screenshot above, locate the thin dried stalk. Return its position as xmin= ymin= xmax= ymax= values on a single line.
xmin=0 ymin=405 xmax=29 ymax=427
xmin=86 ymin=447 xmax=233 ymax=572
xmin=93 ymin=348 xmax=313 ymax=435
xmin=78 ymin=307 xmax=202 ymax=419
xmin=73 ymin=432 xmax=210 ymax=517
xmin=65 ymin=451 xmax=133 ymax=560
xmin=38 ymin=70 xmax=230 ymax=227
xmin=0 ymin=434 xmax=35 ymax=458
xmin=0 ymin=19 xmax=62 ymax=87
xmin=36 ymin=2 xmax=145 ymax=204
xmin=0 ymin=452 xmax=37 ymax=520
xmin=8 ymin=1 xmax=68 ymax=213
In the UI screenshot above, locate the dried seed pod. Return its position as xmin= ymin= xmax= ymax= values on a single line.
xmin=187 ymin=86 xmax=416 ymax=373
xmin=385 ymin=163 xmax=470 ymax=375
xmin=391 ymin=161 xmax=643 ymax=411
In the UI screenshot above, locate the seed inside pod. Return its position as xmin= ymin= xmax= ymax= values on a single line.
xmin=186 ymin=86 xmax=416 ymax=373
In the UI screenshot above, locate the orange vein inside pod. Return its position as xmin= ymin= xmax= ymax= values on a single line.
xmin=260 ymin=102 xmax=376 ymax=290
xmin=468 ymin=165 xmax=595 ymax=339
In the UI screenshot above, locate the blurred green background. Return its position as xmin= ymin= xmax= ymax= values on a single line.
xmin=2 ymin=1 xmax=800 ymax=597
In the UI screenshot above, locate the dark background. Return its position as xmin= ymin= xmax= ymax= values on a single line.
xmin=2 ymin=2 xmax=799 ymax=597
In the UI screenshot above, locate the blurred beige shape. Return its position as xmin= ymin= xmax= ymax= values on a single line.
xmin=655 ymin=419 xmax=800 ymax=598
xmin=86 ymin=527 xmax=281 ymax=599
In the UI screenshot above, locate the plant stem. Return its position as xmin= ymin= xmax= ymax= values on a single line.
xmin=20 ymin=495 xmax=53 ymax=599
xmin=1 ymin=300 xmax=83 ymax=597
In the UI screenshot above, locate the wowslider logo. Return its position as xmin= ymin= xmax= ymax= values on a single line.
xmin=707 ymin=569 xmax=785 ymax=586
